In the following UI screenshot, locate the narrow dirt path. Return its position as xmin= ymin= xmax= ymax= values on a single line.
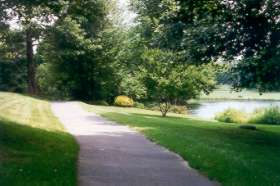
xmin=52 ymin=102 xmax=217 ymax=186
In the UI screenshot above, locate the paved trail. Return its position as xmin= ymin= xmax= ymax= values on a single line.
xmin=52 ymin=102 xmax=217 ymax=186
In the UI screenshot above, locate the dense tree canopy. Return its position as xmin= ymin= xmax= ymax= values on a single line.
xmin=132 ymin=0 xmax=280 ymax=91
xmin=37 ymin=0 xmax=121 ymax=101
xmin=139 ymin=49 xmax=216 ymax=116
xmin=0 ymin=0 xmax=65 ymax=94
xmin=0 ymin=0 xmax=279 ymax=104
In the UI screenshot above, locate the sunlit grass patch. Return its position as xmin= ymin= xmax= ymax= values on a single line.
xmin=0 ymin=92 xmax=78 ymax=186
xmin=83 ymin=103 xmax=280 ymax=185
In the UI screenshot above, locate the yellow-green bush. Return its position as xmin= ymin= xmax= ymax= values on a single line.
xmin=249 ymin=106 xmax=280 ymax=125
xmin=114 ymin=96 xmax=134 ymax=107
xmin=215 ymin=108 xmax=248 ymax=123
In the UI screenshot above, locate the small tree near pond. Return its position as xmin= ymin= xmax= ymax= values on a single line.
xmin=141 ymin=49 xmax=216 ymax=117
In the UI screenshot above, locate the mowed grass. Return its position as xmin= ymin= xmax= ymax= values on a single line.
xmin=0 ymin=92 xmax=78 ymax=186
xmin=200 ymin=85 xmax=280 ymax=100
xmin=83 ymin=103 xmax=280 ymax=186
xmin=80 ymin=103 xmax=187 ymax=118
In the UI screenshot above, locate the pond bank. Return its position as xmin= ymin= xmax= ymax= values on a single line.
xmin=188 ymin=100 xmax=280 ymax=119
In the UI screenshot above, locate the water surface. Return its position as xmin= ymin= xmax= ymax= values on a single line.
xmin=189 ymin=100 xmax=280 ymax=119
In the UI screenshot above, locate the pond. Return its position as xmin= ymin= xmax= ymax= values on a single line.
xmin=189 ymin=100 xmax=280 ymax=119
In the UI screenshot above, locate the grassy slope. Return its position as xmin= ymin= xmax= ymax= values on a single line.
xmin=0 ymin=92 xmax=78 ymax=186
xmin=200 ymin=85 xmax=280 ymax=100
xmin=83 ymin=103 xmax=280 ymax=186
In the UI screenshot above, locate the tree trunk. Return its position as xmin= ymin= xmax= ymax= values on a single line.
xmin=26 ymin=29 xmax=37 ymax=95
xmin=159 ymin=101 xmax=171 ymax=117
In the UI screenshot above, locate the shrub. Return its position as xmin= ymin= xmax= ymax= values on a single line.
xmin=114 ymin=96 xmax=134 ymax=107
xmin=94 ymin=100 xmax=109 ymax=106
xmin=215 ymin=108 xmax=248 ymax=123
xmin=170 ymin=105 xmax=188 ymax=114
xmin=249 ymin=106 xmax=280 ymax=125
xmin=144 ymin=103 xmax=158 ymax=110
xmin=134 ymin=102 xmax=145 ymax=109
xmin=143 ymin=103 xmax=188 ymax=114
xmin=37 ymin=63 xmax=71 ymax=100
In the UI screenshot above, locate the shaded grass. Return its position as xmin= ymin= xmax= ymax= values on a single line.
xmin=0 ymin=92 xmax=78 ymax=186
xmin=83 ymin=102 xmax=280 ymax=186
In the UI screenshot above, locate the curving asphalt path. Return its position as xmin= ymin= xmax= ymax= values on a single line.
xmin=52 ymin=102 xmax=218 ymax=186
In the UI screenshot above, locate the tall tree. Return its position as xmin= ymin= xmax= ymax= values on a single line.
xmin=0 ymin=25 xmax=27 ymax=92
xmin=37 ymin=0 xmax=122 ymax=101
xmin=132 ymin=0 xmax=280 ymax=91
xmin=140 ymin=49 xmax=216 ymax=116
xmin=0 ymin=0 xmax=62 ymax=94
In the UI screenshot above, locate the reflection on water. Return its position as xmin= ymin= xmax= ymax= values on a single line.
xmin=189 ymin=100 xmax=280 ymax=119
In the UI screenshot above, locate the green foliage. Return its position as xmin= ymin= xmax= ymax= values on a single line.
xmin=136 ymin=102 xmax=187 ymax=115
xmin=115 ymin=28 xmax=146 ymax=70
xmin=102 ymin=111 xmax=280 ymax=186
xmin=215 ymin=108 xmax=248 ymax=124
xmin=0 ymin=0 xmax=65 ymax=95
xmin=215 ymin=106 xmax=280 ymax=125
xmin=249 ymin=107 xmax=280 ymax=125
xmin=93 ymin=100 xmax=109 ymax=106
xmin=133 ymin=0 xmax=280 ymax=91
xmin=119 ymin=73 xmax=146 ymax=100
xmin=1 ymin=0 xmax=123 ymax=100
xmin=0 ymin=60 xmax=27 ymax=92
xmin=134 ymin=102 xmax=145 ymax=109
xmin=140 ymin=49 xmax=216 ymax=116
xmin=39 ymin=12 xmax=120 ymax=101
xmin=36 ymin=63 xmax=71 ymax=100
xmin=0 ymin=28 xmax=27 ymax=93
xmin=114 ymin=95 xmax=134 ymax=107
xmin=115 ymin=28 xmax=148 ymax=101
xmin=233 ymin=54 xmax=280 ymax=91
xmin=170 ymin=105 xmax=188 ymax=115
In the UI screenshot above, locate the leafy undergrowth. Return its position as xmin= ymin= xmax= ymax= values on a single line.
xmin=0 ymin=92 xmax=78 ymax=186
xmin=215 ymin=108 xmax=248 ymax=124
xmin=100 ymin=112 xmax=280 ymax=186
xmin=216 ymin=106 xmax=280 ymax=125
xmin=249 ymin=106 xmax=280 ymax=125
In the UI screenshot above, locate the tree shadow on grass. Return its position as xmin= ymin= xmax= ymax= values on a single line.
xmin=102 ymin=112 xmax=280 ymax=150
xmin=99 ymin=112 xmax=280 ymax=185
xmin=0 ymin=118 xmax=78 ymax=186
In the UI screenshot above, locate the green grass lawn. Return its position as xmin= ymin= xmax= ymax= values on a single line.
xmin=0 ymin=92 xmax=78 ymax=186
xmin=83 ymin=103 xmax=280 ymax=186
xmin=200 ymin=85 xmax=280 ymax=100
xmin=80 ymin=102 xmax=188 ymax=118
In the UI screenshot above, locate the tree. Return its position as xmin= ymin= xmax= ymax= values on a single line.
xmin=132 ymin=0 xmax=280 ymax=91
xmin=0 ymin=22 xmax=27 ymax=92
xmin=119 ymin=73 xmax=147 ymax=100
xmin=141 ymin=49 xmax=216 ymax=117
xmin=0 ymin=0 xmax=62 ymax=94
xmin=38 ymin=0 xmax=122 ymax=101
xmin=114 ymin=27 xmax=148 ymax=100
